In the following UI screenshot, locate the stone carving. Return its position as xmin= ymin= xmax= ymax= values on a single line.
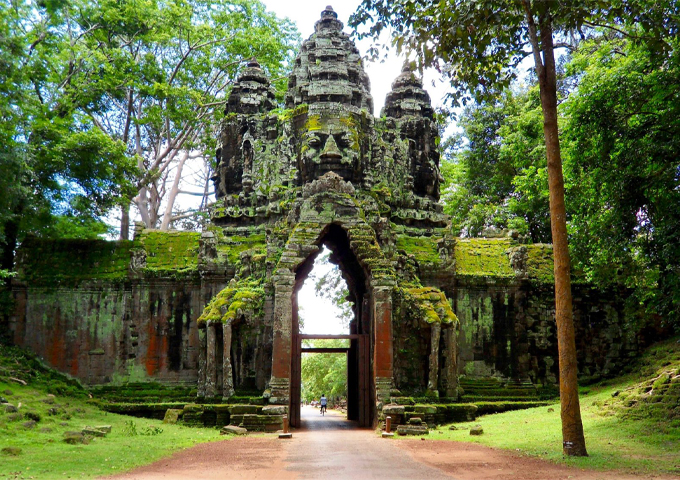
xmin=199 ymin=7 xmax=459 ymax=427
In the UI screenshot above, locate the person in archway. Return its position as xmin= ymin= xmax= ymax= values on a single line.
xmin=320 ymin=394 xmax=327 ymax=415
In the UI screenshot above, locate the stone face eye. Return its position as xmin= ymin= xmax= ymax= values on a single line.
xmin=307 ymin=135 xmax=322 ymax=148
xmin=336 ymin=134 xmax=351 ymax=148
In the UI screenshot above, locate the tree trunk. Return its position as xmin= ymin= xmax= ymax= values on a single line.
xmin=119 ymin=202 xmax=130 ymax=240
xmin=535 ymin=15 xmax=588 ymax=457
xmin=160 ymin=150 xmax=189 ymax=230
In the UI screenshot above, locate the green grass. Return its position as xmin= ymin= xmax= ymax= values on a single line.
xmin=0 ymin=380 xmax=223 ymax=479
xmin=425 ymin=338 xmax=680 ymax=476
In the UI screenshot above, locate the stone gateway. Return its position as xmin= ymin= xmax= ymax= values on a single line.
xmin=9 ymin=6 xmax=638 ymax=429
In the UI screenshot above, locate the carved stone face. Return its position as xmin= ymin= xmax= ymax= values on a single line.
xmin=298 ymin=115 xmax=362 ymax=184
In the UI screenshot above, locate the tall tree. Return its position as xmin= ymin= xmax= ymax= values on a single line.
xmin=39 ymin=0 xmax=298 ymax=237
xmin=0 ymin=0 xmax=134 ymax=275
xmin=350 ymin=0 xmax=676 ymax=456
xmin=563 ymin=34 xmax=680 ymax=331
xmin=442 ymin=87 xmax=551 ymax=241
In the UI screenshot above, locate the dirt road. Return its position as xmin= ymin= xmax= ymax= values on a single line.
xmin=107 ymin=406 xmax=676 ymax=480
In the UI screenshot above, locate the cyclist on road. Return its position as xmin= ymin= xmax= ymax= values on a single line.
xmin=320 ymin=394 xmax=327 ymax=415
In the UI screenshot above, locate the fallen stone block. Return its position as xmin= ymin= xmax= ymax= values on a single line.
xmin=82 ymin=427 xmax=107 ymax=437
xmin=163 ymin=409 xmax=183 ymax=424
xmin=397 ymin=425 xmax=429 ymax=436
xmin=470 ymin=425 xmax=484 ymax=435
xmin=382 ymin=404 xmax=405 ymax=415
xmin=262 ymin=405 xmax=287 ymax=415
xmin=229 ymin=405 xmax=260 ymax=415
xmin=63 ymin=431 xmax=86 ymax=444
xmin=220 ymin=425 xmax=247 ymax=435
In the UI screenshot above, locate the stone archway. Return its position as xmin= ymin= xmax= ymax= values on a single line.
xmin=196 ymin=6 xmax=459 ymax=433
xmin=267 ymin=192 xmax=397 ymax=428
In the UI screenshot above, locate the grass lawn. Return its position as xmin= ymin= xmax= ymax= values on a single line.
xmin=0 ymin=380 xmax=223 ymax=479
xmin=426 ymin=338 xmax=680 ymax=477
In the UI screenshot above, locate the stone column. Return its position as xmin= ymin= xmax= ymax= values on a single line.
xmin=427 ymin=321 xmax=441 ymax=394
xmin=197 ymin=327 xmax=207 ymax=397
xmin=269 ymin=270 xmax=295 ymax=405
xmin=205 ymin=323 xmax=217 ymax=398
xmin=373 ymin=284 xmax=394 ymax=415
xmin=444 ymin=325 xmax=459 ymax=398
xmin=222 ymin=321 xmax=235 ymax=399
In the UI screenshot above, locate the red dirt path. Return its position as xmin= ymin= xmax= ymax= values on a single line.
xmin=106 ymin=407 xmax=677 ymax=480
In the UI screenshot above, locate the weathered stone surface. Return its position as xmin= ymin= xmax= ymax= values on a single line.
xmin=82 ymin=427 xmax=106 ymax=437
xmin=413 ymin=405 xmax=437 ymax=415
xmin=397 ymin=424 xmax=428 ymax=436
xmin=229 ymin=405 xmax=260 ymax=415
xmin=220 ymin=425 xmax=247 ymax=435
xmin=63 ymin=431 xmax=86 ymax=444
xmin=382 ymin=405 xmax=405 ymax=415
xmin=470 ymin=425 xmax=484 ymax=435
xmin=163 ymin=409 xmax=183 ymax=424
xmin=261 ymin=405 xmax=287 ymax=415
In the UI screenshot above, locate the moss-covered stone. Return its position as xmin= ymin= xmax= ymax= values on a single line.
xmin=394 ymin=286 xmax=458 ymax=325
xmin=197 ymin=280 xmax=265 ymax=325
xmin=16 ymin=237 xmax=133 ymax=285
xmin=454 ymin=238 xmax=514 ymax=278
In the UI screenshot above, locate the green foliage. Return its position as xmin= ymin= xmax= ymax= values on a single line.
xmin=0 ymin=344 xmax=86 ymax=397
xmin=562 ymin=36 xmax=680 ymax=328
xmin=592 ymin=337 xmax=680 ymax=425
xmin=442 ymin=88 xmax=551 ymax=241
xmin=350 ymin=1 xmax=678 ymax=106
xmin=395 ymin=235 xmax=441 ymax=266
xmin=434 ymin=338 xmax=680 ymax=475
xmin=123 ymin=420 xmax=163 ymax=436
xmin=300 ymin=339 xmax=347 ymax=403
xmin=15 ymin=237 xmax=133 ymax=285
xmin=309 ymin=247 xmax=353 ymax=328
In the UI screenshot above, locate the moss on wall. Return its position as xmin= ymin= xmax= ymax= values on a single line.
xmin=525 ymin=244 xmax=555 ymax=284
xmin=396 ymin=235 xmax=441 ymax=267
xmin=16 ymin=237 xmax=133 ymax=285
xmin=137 ymin=230 xmax=200 ymax=275
xmin=215 ymin=233 xmax=267 ymax=265
xmin=197 ymin=280 xmax=265 ymax=325
xmin=395 ymin=286 xmax=458 ymax=325
xmin=454 ymin=239 xmax=514 ymax=278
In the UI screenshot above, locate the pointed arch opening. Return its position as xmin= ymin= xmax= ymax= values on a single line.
xmin=290 ymin=223 xmax=372 ymax=428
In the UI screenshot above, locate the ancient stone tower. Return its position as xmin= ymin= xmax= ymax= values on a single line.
xmin=201 ymin=6 xmax=457 ymax=427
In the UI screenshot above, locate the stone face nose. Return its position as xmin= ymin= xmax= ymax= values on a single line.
xmin=320 ymin=135 xmax=342 ymax=160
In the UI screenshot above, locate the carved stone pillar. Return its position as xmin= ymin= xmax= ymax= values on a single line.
xmin=197 ymin=327 xmax=207 ymax=397
xmin=222 ymin=321 xmax=235 ymax=399
xmin=372 ymin=284 xmax=394 ymax=420
xmin=427 ymin=322 xmax=441 ymax=394
xmin=205 ymin=323 xmax=217 ymax=398
xmin=444 ymin=325 xmax=459 ymax=398
xmin=269 ymin=270 xmax=295 ymax=405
